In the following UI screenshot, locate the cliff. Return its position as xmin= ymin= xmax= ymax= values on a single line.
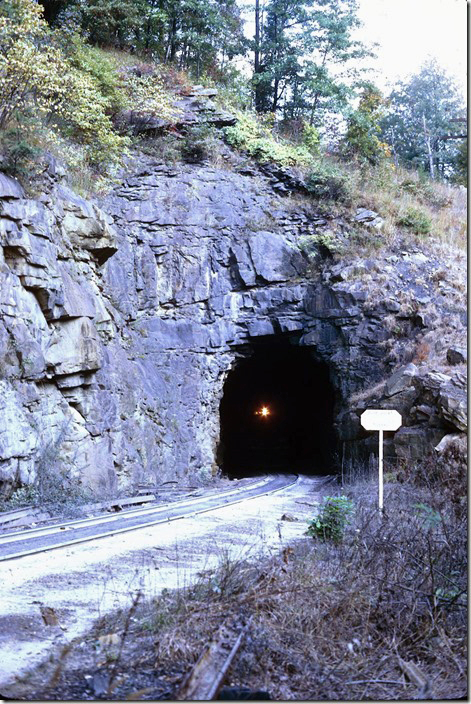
xmin=0 ymin=107 xmax=466 ymax=499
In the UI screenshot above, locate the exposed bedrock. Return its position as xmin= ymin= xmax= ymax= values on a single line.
xmin=0 ymin=160 xmax=466 ymax=496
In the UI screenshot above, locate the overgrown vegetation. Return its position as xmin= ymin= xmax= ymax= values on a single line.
xmin=0 ymin=0 xmax=176 ymax=189
xmin=306 ymin=495 xmax=353 ymax=542
xmin=224 ymin=111 xmax=318 ymax=167
xmin=0 ymin=427 xmax=93 ymax=516
xmin=0 ymin=0 xmax=465 ymax=215
xmin=397 ymin=206 xmax=432 ymax=235
xmin=28 ymin=454 xmax=467 ymax=701
xmin=1 ymin=471 xmax=92 ymax=517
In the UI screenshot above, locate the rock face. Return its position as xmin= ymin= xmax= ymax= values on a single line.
xmin=119 ymin=84 xmax=237 ymax=135
xmin=0 ymin=150 xmax=467 ymax=496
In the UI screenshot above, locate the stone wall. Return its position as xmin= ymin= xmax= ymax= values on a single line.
xmin=0 ymin=152 xmax=466 ymax=496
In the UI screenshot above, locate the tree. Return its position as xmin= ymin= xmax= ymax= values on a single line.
xmin=342 ymin=84 xmax=390 ymax=165
xmin=451 ymin=135 xmax=467 ymax=186
xmin=0 ymin=0 xmax=128 ymax=168
xmin=381 ymin=60 xmax=466 ymax=179
xmin=74 ymin=0 xmax=148 ymax=48
xmin=251 ymin=0 xmax=372 ymax=122
xmin=160 ymin=0 xmax=245 ymax=77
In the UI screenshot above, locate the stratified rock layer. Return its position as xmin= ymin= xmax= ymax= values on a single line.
xmin=0 ymin=154 xmax=466 ymax=496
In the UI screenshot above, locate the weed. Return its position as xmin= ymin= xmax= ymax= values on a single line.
xmin=140 ymin=132 xmax=182 ymax=162
xmin=306 ymin=160 xmax=351 ymax=202
xmin=0 ymin=422 xmax=93 ymax=516
xmin=0 ymin=124 xmax=42 ymax=179
xmin=224 ymin=111 xmax=314 ymax=167
xmin=0 ymin=483 xmax=39 ymax=509
xmin=413 ymin=340 xmax=430 ymax=362
xmin=397 ymin=206 xmax=432 ymax=235
xmin=180 ymin=124 xmax=221 ymax=164
xmin=306 ymin=495 xmax=354 ymax=543
xmin=298 ymin=232 xmax=343 ymax=258
xmin=24 ymin=469 xmax=467 ymax=701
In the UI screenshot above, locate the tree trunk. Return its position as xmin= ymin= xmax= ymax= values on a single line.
xmin=253 ymin=0 xmax=265 ymax=112
xmin=165 ymin=16 xmax=178 ymax=63
xmin=422 ymin=113 xmax=435 ymax=179
xmin=254 ymin=0 xmax=260 ymax=74
xmin=271 ymin=13 xmax=279 ymax=112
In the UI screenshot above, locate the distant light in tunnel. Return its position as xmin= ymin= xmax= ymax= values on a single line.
xmin=255 ymin=405 xmax=271 ymax=418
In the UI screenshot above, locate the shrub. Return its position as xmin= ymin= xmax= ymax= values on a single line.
xmin=0 ymin=0 xmax=129 ymax=172
xmin=306 ymin=495 xmax=354 ymax=543
xmin=224 ymin=111 xmax=313 ymax=167
xmin=1 ymin=122 xmax=42 ymax=178
xmin=306 ymin=160 xmax=351 ymax=202
xmin=180 ymin=124 xmax=220 ymax=163
xmin=68 ymin=39 xmax=126 ymax=114
xmin=398 ymin=176 xmax=452 ymax=208
xmin=0 ymin=484 xmax=39 ymax=509
xmin=342 ymin=85 xmax=390 ymax=165
xmin=118 ymin=64 xmax=177 ymax=128
xmin=397 ymin=206 xmax=432 ymax=235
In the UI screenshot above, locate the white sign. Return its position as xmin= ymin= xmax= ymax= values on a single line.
xmin=361 ymin=409 xmax=402 ymax=432
xmin=360 ymin=409 xmax=402 ymax=512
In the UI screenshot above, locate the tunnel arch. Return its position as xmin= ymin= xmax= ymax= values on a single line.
xmin=217 ymin=335 xmax=338 ymax=478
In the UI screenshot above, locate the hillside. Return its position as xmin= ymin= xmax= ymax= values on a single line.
xmin=0 ymin=6 xmax=467 ymax=700
xmin=0 ymin=58 xmax=467 ymax=501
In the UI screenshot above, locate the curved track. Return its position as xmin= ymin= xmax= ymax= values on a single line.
xmin=0 ymin=474 xmax=298 ymax=562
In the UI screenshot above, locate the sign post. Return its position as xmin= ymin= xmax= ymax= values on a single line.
xmin=360 ymin=409 xmax=402 ymax=511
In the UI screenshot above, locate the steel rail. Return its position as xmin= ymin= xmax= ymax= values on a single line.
xmin=0 ymin=476 xmax=271 ymax=544
xmin=0 ymin=474 xmax=299 ymax=563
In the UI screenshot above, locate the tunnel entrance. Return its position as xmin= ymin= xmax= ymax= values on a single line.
xmin=218 ymin=338 xmax=337 ymax=478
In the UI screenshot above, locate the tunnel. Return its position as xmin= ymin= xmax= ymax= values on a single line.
xmin=218 ymin=338 xmax=337 ymax=478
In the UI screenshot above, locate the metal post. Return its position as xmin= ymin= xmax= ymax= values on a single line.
xmin=378 ymin=429 xmax=383 ymax=512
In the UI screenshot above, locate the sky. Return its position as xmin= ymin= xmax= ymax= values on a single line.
xmin=240 ymin=0 xmax=467 ymax=101
xmin=354 ymin=0 xmax=467 ymax=99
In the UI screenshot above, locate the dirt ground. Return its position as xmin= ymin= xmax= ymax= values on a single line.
xmin=0 ymin=475 xmax=328 ymax=698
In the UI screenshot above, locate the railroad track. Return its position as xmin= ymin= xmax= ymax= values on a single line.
xmin=0 ymin=474 xmax=301 ymax=562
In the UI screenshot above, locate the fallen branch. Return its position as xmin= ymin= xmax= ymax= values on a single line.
xmin=175 ymin=616 xmax=252 ymax=700
xmin=345 ymin=679 xmax=405 ymax=686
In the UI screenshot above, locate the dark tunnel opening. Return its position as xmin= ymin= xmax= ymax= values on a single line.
xmin=218 ymin=339 xmax=338 ymax=478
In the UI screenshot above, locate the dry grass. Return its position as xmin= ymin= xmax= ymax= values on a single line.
xmin=148 ymin=482 xmax=465 ymax=701
xmin=349 ymin=379 xmax=387 ymax=405
xmin=351 ymin=161 xmax=467 ymax=251
xmin=224 ymin=477 xmax=467 ymax=701
xmin=30 ymin=460 xmax=465 ymax=701
xmin=20 ymin=444 xmax=466 ymax=702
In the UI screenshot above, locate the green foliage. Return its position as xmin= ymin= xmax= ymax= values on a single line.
xmin=298 ymin=232 xmax=343 ymax=258
xmin=306 ymin=495 xmax=354 ymax=543
xmin=73 ymin=0 xmax=149 ymax=48
xmin=414 ymin=502 xmax=442 ymax=528
xmin=224 ymin=111 xmax=313 ymax=167
xmin=206 ymin=66 xmax=251 ymax=112
xmin=1 ymin=484 xmax=39 ymax=509
xmin=306 ymin=159 xmax=351 ymax=202
xmin=381 ymin=59 xmax=466 ymax=179
xmin=451 ymin=138 xmax=467 ymax=186
xmin=118 ymin=64 xmax=177 ymax=126
xmin=342 ymin=85 xmax=391 ymax=165
xmin=68 ymin=39 xmax=126 ymax=114
xmin=0 ymin=1 xmax=180 ymax=188
xmin=397 ymin=206 xmax=432 ymax=235
xmin=65 ymin=0 xmax=245 ymax=79
xmin=301 ymin=121 xmax=320 ymax=153
xmin=180 ymin=124 xmax=220 ymax=163
xmin=0 ymin=0 xmax=129 ymax=173
xmin=252 ymin=0 xmax=372 ymax=121
xmin=1 ymin=122 xmax=42 ymax=178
